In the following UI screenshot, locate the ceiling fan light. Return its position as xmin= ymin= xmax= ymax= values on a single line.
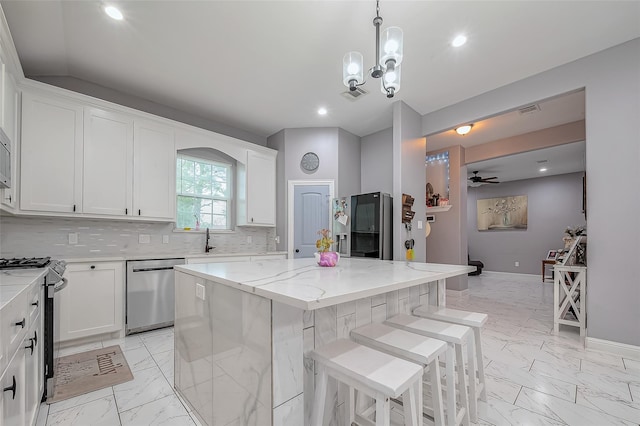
xmin=343 ymin=51 xmax=364 ymax=89
xmin=104 ymin=5 xmax=124 ymax=21
xmin=455 ymin=124 xmax=473 ymax=135
xmin=379 ymin=26 xmax=403 ymax=66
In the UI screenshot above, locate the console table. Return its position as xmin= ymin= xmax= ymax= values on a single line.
xmin=553 ymin=265 xmax=587 ymax=336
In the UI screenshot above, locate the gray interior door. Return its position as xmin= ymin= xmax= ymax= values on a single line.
xmin=293 ymin=184 xmax=330 ymax=258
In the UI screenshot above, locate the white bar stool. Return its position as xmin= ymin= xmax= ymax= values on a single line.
xmin=351 ymin=322 xmax=450 ymax=425
xmin=412 ymin=305 xmax=488 ymax=405
xmin=385 ymin=314 xmax=474 ymax=425
xmin=310 ymin=338 xmax=424 ymax=426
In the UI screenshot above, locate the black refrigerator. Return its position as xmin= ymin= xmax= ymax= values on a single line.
xmin=350 ymin=192 xmax=393 ymax=260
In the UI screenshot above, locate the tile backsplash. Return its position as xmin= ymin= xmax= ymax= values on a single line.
xmin=0 ymin=216 xmax=276 ymax=259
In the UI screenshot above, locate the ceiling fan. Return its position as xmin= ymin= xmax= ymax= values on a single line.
xmin=469 ymin=171 xmax=500 ymax=185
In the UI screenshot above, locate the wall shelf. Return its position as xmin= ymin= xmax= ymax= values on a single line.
xmin=427 ymin=205 xmax=452 ymax=213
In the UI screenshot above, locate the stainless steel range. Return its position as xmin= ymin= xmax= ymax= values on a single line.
xmin=0 ymin=257 xmax=67 ymax=400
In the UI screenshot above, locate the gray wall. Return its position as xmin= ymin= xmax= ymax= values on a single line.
xmin=361 ymin=128 xmax=393 ymax=194
xmin=426 ymin=146 xmax=468 ymax=290
xmin=0 ymin=215 xmax=275 ymax=259
xmin=337 ymin=128 xmax=361 ymax=199
xmin=33 ymin=76 xmax=267 ymax=146
xmin=467 ymin=172 xmax=585 ymax=275
xmin=393 ymin=102 xmax=427 ymax=263
xmin=422 ymin=38 xmax=640 ymax=347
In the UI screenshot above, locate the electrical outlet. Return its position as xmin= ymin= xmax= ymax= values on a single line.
xmin=139 ymin=234 xmax=150 ymax=244
xmin=162 ymin=235 xmax=169 ymax=244
xmin=68 ymin=233 xmax=78 ymax=245
xmin=515 ymin=261 xmax=520 ymax=267
xmin=247 ymin=236 xmax=252 ymax=244
xmin=275 ymin=236 xmax=280 ymax=244
xmin=195 ymin=283 xmax=205 ymax=300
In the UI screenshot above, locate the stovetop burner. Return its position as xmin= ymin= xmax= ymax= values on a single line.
xmin=0 ymin=257 xmax=52 ymax=269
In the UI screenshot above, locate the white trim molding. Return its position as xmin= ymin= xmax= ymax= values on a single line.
xmin=586 ymin=337 xmax=640 ymax=361
xmin=481 ymin=271 xmax=541 ymax=282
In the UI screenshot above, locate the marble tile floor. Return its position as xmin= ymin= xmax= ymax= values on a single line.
xmin=37 ymin=273 xmax=640 ymax=426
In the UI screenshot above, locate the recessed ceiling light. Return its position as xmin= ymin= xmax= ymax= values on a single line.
xmin=317 ymin=107 xmax=328 ymax=116
xmin=455 ymin=124 xmax=473 ymax=135
xmin=539 ymin=167 xmax=548 ymax=172
xmin=452 ymin=35 xmax=467 ymax=47
xmin=104 ymin=5 xmax=123 ymax=21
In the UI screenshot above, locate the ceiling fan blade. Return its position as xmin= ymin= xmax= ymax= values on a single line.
xmin=482 ymin=177 xmax=498 ymax=180
xmin=485 ymin=180 xmax=500 ymax=184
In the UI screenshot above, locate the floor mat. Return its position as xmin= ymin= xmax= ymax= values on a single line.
xmin=47 ymin=345 xmax=133 ymax=404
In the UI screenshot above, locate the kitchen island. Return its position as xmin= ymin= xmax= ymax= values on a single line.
xmin=174 ymin=258 xmax=474 ymax=426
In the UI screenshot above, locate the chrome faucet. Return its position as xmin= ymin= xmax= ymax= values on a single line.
xmin=205 ymin=228 xmax=215 ymax=253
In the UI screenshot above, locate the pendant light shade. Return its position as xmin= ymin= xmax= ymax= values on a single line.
xmin=343 ymin=51 xmax=364 ymax=91
xmin=379 ymin=26 xmax=403 ymax=67
xmin=381 ymin=65 xmax=401 ymax=97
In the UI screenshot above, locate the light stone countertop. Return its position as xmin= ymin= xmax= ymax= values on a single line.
xmin=0 ymin=268 xmax=47 ymax=310
xmin=61 ymin=251 xmax=288 ymax=263
xmin=176 ymin=258 xmax=475 ymax=310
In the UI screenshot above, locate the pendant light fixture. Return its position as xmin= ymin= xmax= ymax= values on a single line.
xmin=343 ymin=0 xmax=404 ymax=98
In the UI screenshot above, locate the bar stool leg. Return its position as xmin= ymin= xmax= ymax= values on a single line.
xmin=465 ymin=335 xmax=478 ymax=422
xmin=402 ymin=383 xmax=420 ymax=426
xmin=444 ymin=345 xmax=457 ymax=426
xmin=311 ymin=366 xmax=328 ymax=426
xmin=429 ymin=357 xmax=444 ymax=426
xmin=375 ymin=396 xmax=390 ymax=426
xmin=473 ymin=328 xmax=487 ymax=401
xmin=455 ymin=345 xmax=471 ymax=426
xmin=347 ymin=386 xmax=355 ymax=425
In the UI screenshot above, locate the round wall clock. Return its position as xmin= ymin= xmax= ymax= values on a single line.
xmin=300 ymin=152 xmax=319 ymax=172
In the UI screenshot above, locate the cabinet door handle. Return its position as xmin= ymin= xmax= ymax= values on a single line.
xmin=73 ymin=204 xmax=76 ymax=212
xmin=90 ymin=265 xmax=96 ymax=270
xmin=14 ymin=318 xmax=25 ymax=328
xmin=138 ymin=209 xmax=141 ymax=216
xmin=125 ymin=208 xmax=128 ymax=214
xmin=33 ymin=330 xmax=38 ymax=346
xmin=3 ymin=376 xmax=16 ymax=400
xmin=25 ymin=339 xmax=35 ymax=355
xmin=295 ymin=249 xmax=300 ymax=253
xmin=31 ymin=300 xmax=39 ymax=307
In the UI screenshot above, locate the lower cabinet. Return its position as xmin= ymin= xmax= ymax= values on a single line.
xmin=23 ymin=318 xmax=40 ymax=426
xmin=0 ymin=346 xmax=26 ymax=426
xmin=58 ymin=262 xmax=124 ymax=342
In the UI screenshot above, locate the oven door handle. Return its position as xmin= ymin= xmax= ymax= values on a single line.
xmin=53 ymin=277 xmax=68 ymax=293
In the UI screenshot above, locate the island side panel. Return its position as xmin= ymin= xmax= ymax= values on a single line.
xmin=175 ymin=271 xmax=273 ymax=426
xmin=301 ymin=283 xmax=429 ymax=425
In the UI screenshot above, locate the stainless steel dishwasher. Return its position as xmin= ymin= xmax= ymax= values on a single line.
xmin=126 ymin=258 xmax=185 ymax=334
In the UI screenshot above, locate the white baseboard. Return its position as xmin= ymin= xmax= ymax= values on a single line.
xmin=586 ymin=337 xmax=640 ymax=360
xmin=481 ymin=270 xmax=540 ymax=282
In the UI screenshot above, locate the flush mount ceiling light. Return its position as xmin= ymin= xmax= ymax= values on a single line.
xmin=455 ymin=124 xmax=473 ymax=135
xmin=104 ymin=5 xmax=123 ymax=21
xmin=539 ymin=167 xmax=548 ymax=172
xmin=342 ymin=0 xmax=403 ymax=99
xmin=317 ymin=107 xmax=328 ymax=116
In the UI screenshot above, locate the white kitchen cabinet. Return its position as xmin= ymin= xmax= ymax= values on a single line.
xmin=23 ymin=317 xmax=40 ymax=426
xmin=20 ymin=92 xmax=83 ymax=213
xmin=133 ymin=120 xmax=175 ymax=220
xmin=83 ymin=107 xmax=133 ymax=216
xmin=238 ymin=150 xmax=276 ymax=226
xmin=0 ymin=345 xmax=26 ymax=426
xmin=58 ymin=262 xmax=124 ymax=342
xmin=1 ymin=71 xmax=18 ymax=210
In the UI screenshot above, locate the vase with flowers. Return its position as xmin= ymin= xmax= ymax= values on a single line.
xmin=314 ymin=228 xmax=340 ymax=267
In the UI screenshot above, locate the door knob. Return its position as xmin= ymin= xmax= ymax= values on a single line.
xmin=295 ymin=249 xmax=300 ymax=253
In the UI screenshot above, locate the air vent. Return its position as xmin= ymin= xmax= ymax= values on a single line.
xmin=518 ymin=104 xmax=541 ymax=115
xmin=341 ymin=87 xmax=368 ymax=101
xmin=536 ymin=159 xmax=548 ymax=164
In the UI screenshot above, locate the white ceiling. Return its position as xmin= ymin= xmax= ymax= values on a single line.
xmin=2 ymin=1 xmax=639 ymax=140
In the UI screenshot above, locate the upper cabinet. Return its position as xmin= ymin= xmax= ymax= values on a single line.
xmin=1 ymin=71 xmax=18 ymax=209
xmin=20 ymin=92 xmax=83 ymax=213
xmin=133 ymin=120 xmax=175 ymax=220
xmin=83 ymin=107 xmax=133 ymax=216
xmin=238 ymin=150 xmax=276 ymax=226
